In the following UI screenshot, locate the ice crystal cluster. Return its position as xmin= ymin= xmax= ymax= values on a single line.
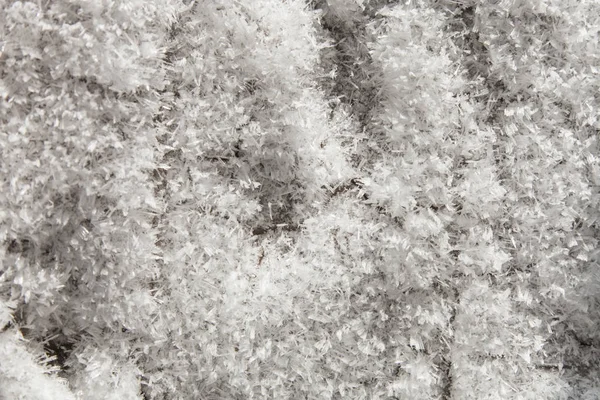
xmin=1 ymin=0 xmax=599 ymax=399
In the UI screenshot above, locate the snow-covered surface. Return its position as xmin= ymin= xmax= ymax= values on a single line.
xmin=1 ymin=0 xmax=599 ymax=398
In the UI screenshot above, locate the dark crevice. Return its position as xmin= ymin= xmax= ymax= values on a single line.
xmin=544 ymin=324 xmax=600 ymax=377
xmin=439 ymin=358 xmax=453 ymax=400
xmin=43 ymin=334 xmax=76 ymax=374
xmin=251 ymin=177 xmax=367 ymax=236
xmin=251 ymin=223 xmax=301 ymax=236
xmin=433 ymin=283 xmax=459 ymax=400
xmin=323 ymin=177 xmax=401 ymax=226
xmin=317 ymin=12 xmax=379 ymax=127
xmin=249 ymin=175 xmax=405 ymax=236
xmin=6 ymin=238 xmax=33 ymax=255
xmin=323 ymin=177 xmax=366 ymax=199
xmin=444 ymin=4 xmax=509 ymax=124
xmin=311 ymin=0 xmax=397 ymax=164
